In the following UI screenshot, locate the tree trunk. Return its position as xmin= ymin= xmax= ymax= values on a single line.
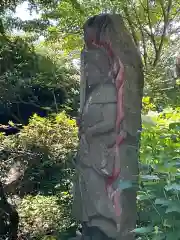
xmin=176 ymin=55 xmax=180 ymax=78
xmin=72 ymin=14 xmax=144 ymax=240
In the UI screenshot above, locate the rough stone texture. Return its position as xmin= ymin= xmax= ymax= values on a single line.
xmin=72 ymin=14 xmax=144 ymax=240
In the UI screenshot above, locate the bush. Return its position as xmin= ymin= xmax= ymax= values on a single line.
xmin=18 ymin=195 xmax=69 ymax=238
xmin=136 ymin=107 xmax=180 ymax=239
xmin=0 ymin=111 xmax=78 ymax=238
xmin=0 ymin=111 xmax=78 ymax=177
xmin=2 ymin=105 xmax=179 ymax=239
xmin=19 ymin=111 xmax=78 ymax=162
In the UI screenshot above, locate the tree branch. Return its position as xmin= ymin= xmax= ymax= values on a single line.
xmin=123 ymin=5 xmax=139 ymax=47
xmin=131 ymin=2 xmax=148 ymax=69
xmin=145 ymin=0 xmax=159 ymax=61
xmin=153 ymin=0 xmax=172 ymax=66
xmin=0 ymin=18 xmax=5 ymax=35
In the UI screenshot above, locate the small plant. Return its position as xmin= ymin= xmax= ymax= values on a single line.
xmin=18 ymin=195 xmax=69 ymax=238
xmin=136 ymin=107 xmax=180 ymax=239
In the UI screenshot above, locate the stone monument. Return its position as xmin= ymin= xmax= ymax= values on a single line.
xmin=72 ymin=14 xmax=144 ymax=240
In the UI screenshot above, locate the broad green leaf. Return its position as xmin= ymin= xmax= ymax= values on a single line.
xmin=141 ymin=175 xmax=160 ymax=180
xmin=169 ymin=122 xmax=180 ymax=130
xmin=166 ymin=206 xmax=180 ymax=214
xmin=155 ymin=198 xmax=171 ymax=206
xmin=131 ymin=226 xmax=153 ymax=234
xmin=138 ymin=193 xmax=156 ymax=201
xmin=165 ymin=183 xmax=180 ymax=191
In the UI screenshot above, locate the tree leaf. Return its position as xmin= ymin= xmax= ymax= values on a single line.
xmin=165 ymin=183 xmax=180 ymax=191
xmin=141 ymin=175 xmax=160 ymax=180
xmin=131 ymin=226 xmax=153 ymax=234
xmin=166 ymin=206 xmax=180 ymax=214
xmin=155 ymin=198 xmax=171 ymax=206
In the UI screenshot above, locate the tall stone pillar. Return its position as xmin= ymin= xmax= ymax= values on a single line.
xmin=72 ymin=14 xmax=144 ymax=240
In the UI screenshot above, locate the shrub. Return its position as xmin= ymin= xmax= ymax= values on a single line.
xmin=0 ymin=111 xmax=78 ymax=238
xmin=136 ymin=107 xmax=180 ymax=239
xmin=0 ymin=111 xmax=78 ymax=179
xmin=19 ymin=111 xmax=78 ymax=162
xmin=18 ymin=195 xmax=70 ymax=238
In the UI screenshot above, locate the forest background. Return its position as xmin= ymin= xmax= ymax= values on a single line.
xmin=0 ymin=0 xmax=180 ymax=239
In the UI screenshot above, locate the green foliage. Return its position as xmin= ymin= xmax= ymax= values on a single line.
xmin=2 ymin=0 xmax=179 ymax=110
xmin=0 ymin=1 xmax=179 ymax=239
xmin=19 ymin=112 xmax=78 ymax=160
xmin=0 ymin=35 xmax=38 ymax=101
xmin=18 ymin=195 xmax=68 ymax=238
xmin=1 ymin=107 xmax=177 ymax=240
xmin=142 ymin=96 xmax=156 ymax=114
xmin=0 ymin=34 xmax=79 ymax=123
xmin=0 ymin=112 xmax=78 ymax=238
xmin=31 ymin=0 xmax=179 ymax=108
xmin=0 ymin=111 xmax=78 ymax=177
xmin=136 ymin=107 xmax=180 ymax=239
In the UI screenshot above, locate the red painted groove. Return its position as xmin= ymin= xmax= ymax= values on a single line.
xmin=86 ymin=38 xmax=126 ymax=218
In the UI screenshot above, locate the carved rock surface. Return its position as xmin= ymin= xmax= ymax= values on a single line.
xmin=72 ymin=14 xmax=144 ymax=240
